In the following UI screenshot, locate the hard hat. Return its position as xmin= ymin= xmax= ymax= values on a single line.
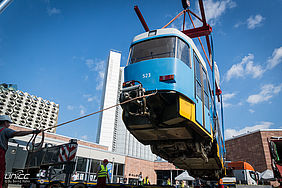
xmin=0 ymin=115 xmax=13 ymax=123
xmin=103 ymin=159 xmax=109 ymax=163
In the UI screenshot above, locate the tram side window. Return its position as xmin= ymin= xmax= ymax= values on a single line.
xmin=194 ymin=54 xmax=202 ymax=99
xmin=177 ymin=38 xmax=191 ymax=68
xmin=202 ymin=69 xmax=209 ymax=108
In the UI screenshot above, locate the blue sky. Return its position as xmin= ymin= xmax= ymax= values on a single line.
xmin=0 ymin=0 xmax=281 ymax=142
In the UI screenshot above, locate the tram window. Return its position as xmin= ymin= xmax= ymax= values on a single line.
xmin=203 ymin=69 xmax=209 ymax=108
xmin=195 ymin=55 xmax=202 ymax=99
xmin=177 ymin=38 xmax=191 ymax=68
xmin=129 ymin=37 xmax=176 ymax=64
xmin=196 ymin=81 xmax=202 ymax=99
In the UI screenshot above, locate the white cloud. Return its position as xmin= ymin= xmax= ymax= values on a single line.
xmin=245 ymin=61 xmax=264 ymax=78
xmin=81 ymin=135 xmax=88 ymax=140
xmin=225 ymin=60 xmax=245 ymax=80
xmin=85 ymin=59 xmax=106 ymax=91
xmin=67 ymin=105 xmax=74 ymax=110
xmin=226 ymin=54 xmax=264 ymax=81
xmin=267 ymin=47 xmax=282 ymax=69
xmin=47 ymin=7 xmax=61 ymax=16
xmin=223 ymin=93 xmax=236 ymax=101
xmin=202 ymin=0 xmax=236 ymax=26
xmin=223 ymin=103 xmax=232 ymax=108
xmin=249 ymin=109 xmax=255 ymax=113
xmin=234 ymin=14 xmax=265 ymax=29
xmin=85 ymin=59 xmax=94 ymax=70
xmin=83 ymin=94 xmax=98 ymax=103
xmin=234 ymin=21 xmax=243 ymax=28
xmin=79 ymin=105 xmax=86 ymax=116
xmin=222 ymin=92 xmax=236 ymax=108
xmin=247 ymin=83 xmax=282 ymax=105
xmin=247 ymin=14 xmax=264 ymax=29
xmin=225 ymin=121 xmax=273 ymax=139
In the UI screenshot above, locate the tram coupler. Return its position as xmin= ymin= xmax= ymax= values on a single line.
xmin=120 ymin=80 xmax=148 ymax=115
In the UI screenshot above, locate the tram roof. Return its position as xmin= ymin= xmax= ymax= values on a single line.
xmin=132 ymin=28 xmax=208 ymax=72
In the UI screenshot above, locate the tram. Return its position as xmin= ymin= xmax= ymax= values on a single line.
xmin=120 ymin=28 xmax=225 ymax=179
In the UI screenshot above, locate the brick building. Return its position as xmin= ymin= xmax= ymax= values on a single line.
xmin=225 ymin=129 xmax=282 ymax=172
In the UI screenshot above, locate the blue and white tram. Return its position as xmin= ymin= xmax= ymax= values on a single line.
xmin=120 ymin=28 xmax=225 ymax=179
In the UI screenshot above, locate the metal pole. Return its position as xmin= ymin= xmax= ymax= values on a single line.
xmin=134 ymin=6 xmax=150 ymax=32
xmin=111 ymin=157 xmax=115 ymax=183
xmin=0 ymin=0 xmax=13 ymax=14
xmin=220 ymin=94 xmax=226 ymax=153
xmin=170 ymin=170 xmax=172 ymax=185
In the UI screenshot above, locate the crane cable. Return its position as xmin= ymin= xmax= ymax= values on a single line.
xmin=26 ymin=91 xmax=157 ymax=152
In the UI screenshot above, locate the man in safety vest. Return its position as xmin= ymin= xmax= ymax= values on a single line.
xmin=96 ymin=159 xmax=110 ymax=188
xmin=0 ymin=115 xmax=41 ymax=188
xmin=167 ymin=178 xmax=171 ymax=185
xmin=143 ymin=176 xmax=150 ymax=185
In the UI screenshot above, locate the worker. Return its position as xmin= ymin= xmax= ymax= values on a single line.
xmin=71 ymin=172 xmax=78 ymax=181
xmin=138 ymin=172 xmax=142 ymax=185
xmin=143 ymin=176 xmax=150 ymax=185
xmin=181 ymin=180 xmax=185 ymax=188
xmin=96 ymin=159 xmax=110 ymax=188
xmin=167 ymin=178 xmax=171 ymax=185
xmin=218 ymin=179 xmax=224 ymax=188
xmin=0 ymin=115 xmax=41 ymax=188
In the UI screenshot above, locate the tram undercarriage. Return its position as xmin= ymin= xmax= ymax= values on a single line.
xmin=120 ymin=84 xmax=224 ymax=180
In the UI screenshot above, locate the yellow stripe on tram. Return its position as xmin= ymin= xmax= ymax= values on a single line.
xmin=179 ymin=95 xmax=213 ymax=140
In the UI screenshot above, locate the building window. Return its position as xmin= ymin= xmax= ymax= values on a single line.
xmin=76 ymin=157 xmax=88 ymax=172
xmin=90 ymin=159 xmax=100 ymax=173
xmin=117 ymin=163 xmax=124 ymax=176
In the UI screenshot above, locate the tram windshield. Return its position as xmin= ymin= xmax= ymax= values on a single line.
xmin=129 ymin=37 xmax=176 ymax=64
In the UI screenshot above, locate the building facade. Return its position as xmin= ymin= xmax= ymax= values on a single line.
xmin=96 ymin=51 xmax=156 ymax=161
xmin=225 ymin=129 xmax=282 ymax=172
xmin=0 ymin=85 xmax=59 ymax=133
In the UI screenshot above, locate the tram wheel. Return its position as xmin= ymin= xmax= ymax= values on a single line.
xmin=71 ymin=183 xmax=87 ymax=188
xmin=45 ymin=181 xmax=64 ymax=188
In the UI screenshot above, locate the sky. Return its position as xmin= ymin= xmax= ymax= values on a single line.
xmin=0 ymin=0 xmax=281 ymax=143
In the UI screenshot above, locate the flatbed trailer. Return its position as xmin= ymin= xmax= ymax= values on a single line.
xmin=32 ymin=180 xmax=174 ymax=188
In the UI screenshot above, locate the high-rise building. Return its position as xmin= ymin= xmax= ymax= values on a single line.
xmin=0 ymin=84 xmax=59 ymax=133
xmin=97 ymin=51 xmax=156 ymax=161
xmin=96 ymin=50 xmax=122 ymax=151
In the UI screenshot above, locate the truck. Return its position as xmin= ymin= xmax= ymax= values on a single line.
xmin=223 ymin=161 xmax=259 ymax=185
